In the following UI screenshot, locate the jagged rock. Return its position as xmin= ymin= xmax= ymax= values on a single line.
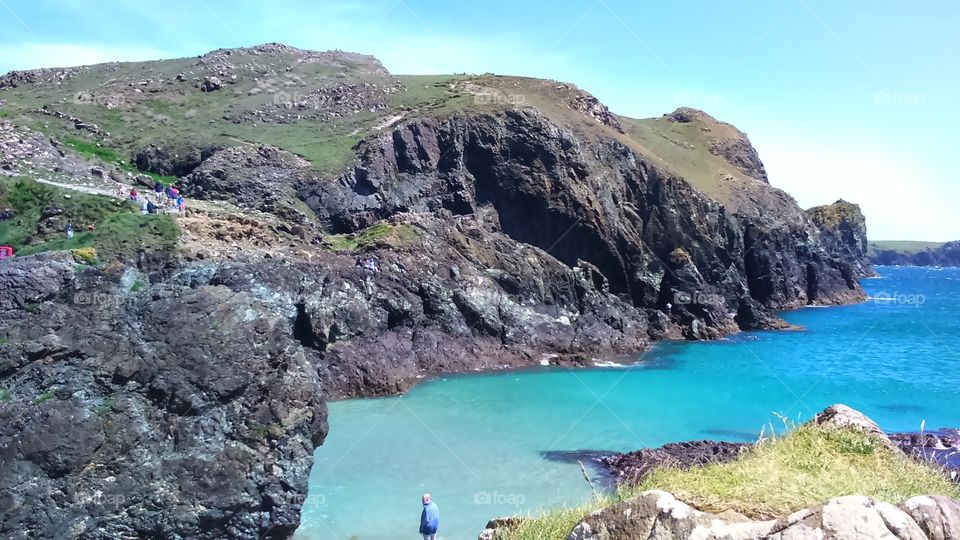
xmin=899 ymin=495 xmax=960 ymax=539
xmin=0 ymin=255 xmax=327 ymax=539
xmin=202 ymin=75 xmax=223 ymax=92
xmin=134 ymin=142 xmax=220 ymax=177
xmin=478 ymin=517 xmax=526 ymax=540
xmin=302 ymin=109 xmax=867 ymax=341
xmin=566 ymin=490 xmax=772 ymax=539
xmin=565 ymin=490 xmax=960 ymax=540
xmin=601 ymin=440 xmax=747 ymax=485
xmin=813 ymin=403 xmax=899 ymax=450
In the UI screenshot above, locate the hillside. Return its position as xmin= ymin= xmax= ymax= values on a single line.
xmin=868 ymin=240 xmax=960 ymax=267
xmin=0 ymin=44 xmax=873 ymax=539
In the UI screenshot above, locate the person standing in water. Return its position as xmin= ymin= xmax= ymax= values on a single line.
xmin=419 ymin=493 xmax=439 ymax=540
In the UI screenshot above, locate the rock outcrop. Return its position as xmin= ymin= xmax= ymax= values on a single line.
xmin=601 ymin=440 xmax=747 ymax=486
xmin=301 ymin=109 xmax=868 ymax=342
xmin=0 ymin=254 xmax=327 ymax=539
xmin=566 ymin=490 xmax=960 ymax=540
xmin=807 ymin=200 xmax=873 ymax=278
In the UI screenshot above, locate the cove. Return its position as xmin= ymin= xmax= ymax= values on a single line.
xmin=296 ymin=266 xmax=960 ymax=540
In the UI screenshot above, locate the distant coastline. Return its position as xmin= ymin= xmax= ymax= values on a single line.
xmin=868 ymin=240 xmax=959 ymax=267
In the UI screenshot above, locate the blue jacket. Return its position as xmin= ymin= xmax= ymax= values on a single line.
xmin=419 ymin=501 xmax=439 ymax=535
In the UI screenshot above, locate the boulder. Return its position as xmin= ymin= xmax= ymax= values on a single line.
xmin=565 ymin=491 xmax=960 ymax=540
xmin=813 ymin=403 xmax=899 ymax=450
xmin=202 ymin=75 xmax=223 ymax=92
xmin=899 ymin=495 xmax=960 ymax=539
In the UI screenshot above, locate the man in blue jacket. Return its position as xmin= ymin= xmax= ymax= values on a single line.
xmin=419 ymin=493 xmax=439 ymax=539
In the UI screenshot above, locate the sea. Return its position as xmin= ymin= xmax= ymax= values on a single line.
xmin=295 ymin=265 xmax=960 ymax=539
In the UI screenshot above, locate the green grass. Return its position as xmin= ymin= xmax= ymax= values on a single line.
xmin=0 ymin=388 xmax=10 ymax=402
xmin=867 ymin=240 xmax=946 ymax=256
xmin=62 ymin=136 xmax=126 ymax=164
xmin=0 ymin=177 xmax=179 ymax=261
xmin=324 ymin=222 xmax=420 ymax=251
xmin=33 ymin=390 xmax=55 ymax=405
xmin=95 ymin=397 xmax=117 ymax=416
xmin=500 ymin=424 xmax=960 ymax=539
xmin=61 ymin=136 xmax=178 ymax=184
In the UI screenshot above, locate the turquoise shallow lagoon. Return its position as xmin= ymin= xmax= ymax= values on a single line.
xmin=296 ymin=266 xmax=960 ymax=540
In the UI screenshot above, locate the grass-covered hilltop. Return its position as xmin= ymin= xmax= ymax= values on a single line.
xmin=0 ymin=44 xmax=904 ymax=539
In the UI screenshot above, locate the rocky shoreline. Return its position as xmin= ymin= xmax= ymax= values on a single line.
xmin=482 ymin=405 xmax=960 ymax=540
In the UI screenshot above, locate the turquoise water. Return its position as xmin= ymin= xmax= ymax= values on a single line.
xmin=296 ymin=266 xmax=960 ymax=540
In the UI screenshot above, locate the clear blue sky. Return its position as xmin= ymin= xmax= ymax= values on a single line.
xmin=2 ymin=0 xmax=958 ymax=240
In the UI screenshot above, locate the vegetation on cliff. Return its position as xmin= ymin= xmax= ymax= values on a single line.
xmin=0 ymin=177 xmax=179 ymax=261
xmin=499 ymin=422 xmax=959 ymax=539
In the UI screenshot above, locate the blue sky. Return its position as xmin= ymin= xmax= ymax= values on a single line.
xmin=2 ymin=0 xmax=957 ymax=240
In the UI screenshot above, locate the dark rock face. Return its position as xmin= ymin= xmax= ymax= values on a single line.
xmin=891 ymin=429 xmax=960 ymax=480
xmin=301 ymin=109 xmax=868 ymax=340
xmin=181 ymin=145 xmax=313 ymax=223
xmin=871 ymin=241 xmax=960 ymax=267
xmin=134 ymin=142 xmax=221 ymax=178
xmin=0 ymin=254 xmax=326 ymax=539
xmin=600 ymin=440 xmax=748 ymax=485
xmin=0 ymin=240 xmax=654 ymax=537
xmin=807 ymin=200 xmax=873 ymax=278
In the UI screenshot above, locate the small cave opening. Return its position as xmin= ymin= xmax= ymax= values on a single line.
xmin=293 ymin=302 xmax=318 ymax=349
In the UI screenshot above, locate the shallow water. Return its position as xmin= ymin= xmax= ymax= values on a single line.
xmin=296 ymin=266 xmax=960 ymax=540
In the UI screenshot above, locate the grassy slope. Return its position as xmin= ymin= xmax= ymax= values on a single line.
xmin=1 ymin=57 xmax=759 ymax=190
xmin=0 ymin=54 xmax=470 ymax=174
xmin=0 ymin=177 xmax=178 ymax=261
xmin=501 ymin=424 xmax=960 ymax=539
xmin=867 ymin=240 xmax=946 ymax=257
xmin=0 ymin=49 xmax=800 ymax=261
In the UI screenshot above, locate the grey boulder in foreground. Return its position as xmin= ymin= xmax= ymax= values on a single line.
xmin=566 ymin=490 xmax=960 ymax=540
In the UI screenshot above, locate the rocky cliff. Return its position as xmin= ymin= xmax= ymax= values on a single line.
xmin=0 ymin=44 xmax=874 ymax=538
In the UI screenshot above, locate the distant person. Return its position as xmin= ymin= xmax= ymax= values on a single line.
xmin=140 ymin=198 xmax=149 ymax=215
xmin=419 ymin=493 xmax=439 ymax=540
xmin=175 ymin=195 xmax=185 ymax=215
xmin=130 ymin=188 xmax=139 ymax=201
xmin=147 ymin=201 xmax=157 ymax=214
xmin=665 ymin=302 xmax=672 ymax=313
xmin=154 ymin=182 xmax=164 ymax=202
xmin=65 ymin=223 xmax=74 ymax=239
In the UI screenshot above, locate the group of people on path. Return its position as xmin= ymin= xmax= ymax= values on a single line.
xmin=126 ymin=181 xmax=186 ymax=216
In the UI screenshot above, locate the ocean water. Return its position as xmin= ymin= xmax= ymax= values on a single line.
xmin=296 ymin=266 xmax=960 ymax=540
